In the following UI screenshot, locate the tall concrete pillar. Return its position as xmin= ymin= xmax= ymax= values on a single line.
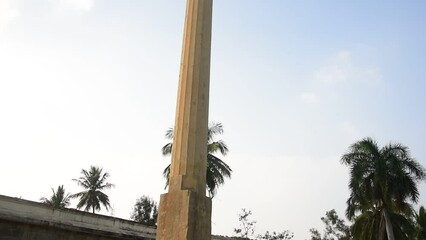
xmin=156 ymin=0 xmax=213 ymax=239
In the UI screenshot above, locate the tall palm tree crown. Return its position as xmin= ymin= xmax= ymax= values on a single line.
xmin=71 ymin=166 xmax=115 ymax=213
xmin=341 ymin=137 xmax=425 ymax=240
xmin=40 ymin=185 xmax=71 ymax=209
xmin=162 ymin=122 xmax=232 ymax=197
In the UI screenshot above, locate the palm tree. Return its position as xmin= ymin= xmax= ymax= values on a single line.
xmin=40 ymin=185 xmax=71 ymax=209
xmin=162 ymin=122 xmax=232 ymax=197
xmin=71 ymin=166 xmax=114 ymax=214
xmin=415 ymin=206 xmax=426 ymax=239
xmin=341 ymin=138 xmax=425 ymax=240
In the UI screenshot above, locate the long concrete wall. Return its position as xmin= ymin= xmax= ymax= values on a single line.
xmin=0 ymin=195 xmax=236 ymax=240
xmin=0 ymin=194 xmax=156 ymax=239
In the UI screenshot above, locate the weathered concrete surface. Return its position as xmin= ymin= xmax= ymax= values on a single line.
xmin=168 ymin=0 xmax=213 ymax=195
xmin=157 ymin=190 xmax=211 ymax=239
xmin=157 ymin=0 xmax=213 ymax=239
xmin=0 ymin=195 xmax=156 ymax=240
xmin=0 ymin=195 xmax=236 ymax=239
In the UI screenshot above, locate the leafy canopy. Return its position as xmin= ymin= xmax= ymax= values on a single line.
xmin=341 ymin=138 xmax=425 ymax=240
xmin=309 ymin=209 xmax=351 ymax=240
xmin=131 ymin=195 xmax=158 ymax=227
xmin=40 ymin=185 xmax=71 ymax=209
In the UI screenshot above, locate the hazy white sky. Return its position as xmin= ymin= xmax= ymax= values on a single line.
xmin=1 ymin=0 xmax=426 ymax=238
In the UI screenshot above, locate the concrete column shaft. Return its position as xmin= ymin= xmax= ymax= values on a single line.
xmin=170 ymin=0 xmax=213 ymax=194
xmin=157 ymin=1 xmax=213 ymax=239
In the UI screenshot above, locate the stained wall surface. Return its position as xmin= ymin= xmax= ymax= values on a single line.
xmin=0 ymin=195 xmax=156 ymax=240
xmin=0 ymin=195 xmax=235 ymax=240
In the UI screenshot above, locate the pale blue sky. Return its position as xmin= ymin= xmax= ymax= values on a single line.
xmin=1 ymin=0 xmax=425 ymax=238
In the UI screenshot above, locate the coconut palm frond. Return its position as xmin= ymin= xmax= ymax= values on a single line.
xmin=342 ymin=138 xmax=425 ymax=239
xmin=161 ymin=122 xmax=231 ymax=197
xmin=72 ymin=166 xmax=114 ymax=213
xmin=40 ymin=185 xmax=71 ymax=209
xmin=162 ymin=143 xmax=173 ymax=156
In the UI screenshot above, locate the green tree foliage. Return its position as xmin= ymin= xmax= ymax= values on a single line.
xmin=40 ymin=185 xmax=71 ymax=209
xmin=341 ymin=138 xmax=425 ymax=240
xmin=162 ymin=122 xmax=232 ymax=197
xmin=309 ymin=229 xmax=322 ymax=240
xmin=415 ymin=206 xmax=426 ymax=239
xmin=71 ymin=166 xmax=115 ymax=213
xmin=308 ymin=209 xmax=351 ymax=240
xmin=130 ymin=195 xmax=158 ymax=227
xmin=258 ymin=230 xmax=294 ymax=240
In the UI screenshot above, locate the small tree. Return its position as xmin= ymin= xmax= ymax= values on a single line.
xmin=233 ymin=208 xmax=294 ymax=240
xmin=234 ymin=208 xmax=256 ymax=239
xmin=258 ymin=230 xmax=294 ymax=240
xmin=309 ymin=229 xmax=322 ymax=240
xmin=40 ymin=185 xmax=71 ymax=209
xmin=309 ymin=209 xmax=351 ymax=240
xmin=131 ymin=195 xmax=158 ymax=227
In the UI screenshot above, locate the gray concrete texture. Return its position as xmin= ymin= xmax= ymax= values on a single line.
xmin=0 ymin=195 xmax=235 ymax=240
xmin=0 ymin=195 xmax=155 ymax=240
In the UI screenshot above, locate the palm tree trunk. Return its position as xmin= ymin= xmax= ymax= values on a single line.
xmin=383 ymin=208 xmax=395 ymax=240
xmin=379 ymin=214 xmax=386 ymax=240
xmin=92 ymin=206 xmax=95 ymax=214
